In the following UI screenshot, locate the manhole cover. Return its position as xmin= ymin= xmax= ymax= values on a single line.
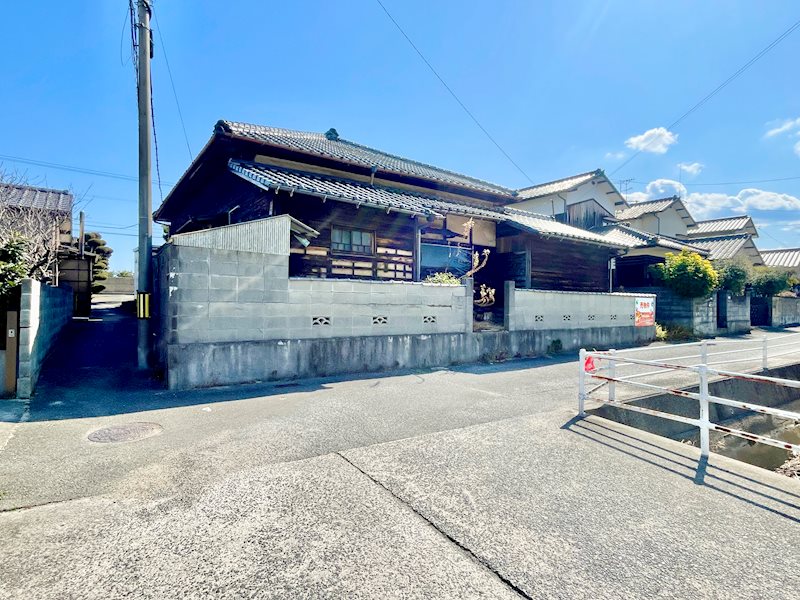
xmin=87 ymin=422 xmax=163 ymax=443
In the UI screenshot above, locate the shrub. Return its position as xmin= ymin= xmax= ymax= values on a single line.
xmin=424 ymin=271 xmax=461 ymax=284
xmin=653 ymin=250 xmax=719 ymax=298
xmin=0 ymin=235 xmax=31 ymax=299
xmin=751 ymin=267 xmax=791 ymax=297
xmin=716 ymin=259 xmax=751 ymax=296
xmin=655 ymin=322 xmax=696 ymax=342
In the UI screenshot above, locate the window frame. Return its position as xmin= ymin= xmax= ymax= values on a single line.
xmin=330 ymin=225 xmax=376 ymax=256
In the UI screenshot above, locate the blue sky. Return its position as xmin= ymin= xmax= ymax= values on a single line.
xmin=1 ymin=1 xmax=799 ymax=270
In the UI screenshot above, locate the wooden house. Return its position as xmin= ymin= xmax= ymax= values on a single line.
xmin=154 ymin=121 xmax=625 ymax=300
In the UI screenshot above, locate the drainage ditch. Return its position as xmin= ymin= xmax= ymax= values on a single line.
xmin=590 ymin=363 xmax=800 ymax=476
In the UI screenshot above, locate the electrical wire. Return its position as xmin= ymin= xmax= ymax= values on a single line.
xmin=611 ymin=17 xmax=800 ymax=176
xmin=153 ymin=11 xmax=193 ymax=161
xmin=0 ymin=154 xmax=176 ymax=187
xmin=634 ymin=175 xmax=800 ymax=187
xmin=374 ymin=0 xmax=534 ymax=185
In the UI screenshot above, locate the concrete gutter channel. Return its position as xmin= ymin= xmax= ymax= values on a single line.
xmin=590 ymin=362 xmax=800 ymax=473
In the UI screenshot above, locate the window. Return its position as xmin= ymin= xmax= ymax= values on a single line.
xmin=331 ymin=227 xmax=373 ymax=254
xmin=420 ymin=243 xmax=471 ymax=279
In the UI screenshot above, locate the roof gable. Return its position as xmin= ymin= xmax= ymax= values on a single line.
xmin=760 ymin=248 xmax=800 ymax=268
xmin=686 ymin=215 xmax=758 ymax=238
xmin=686 ymin=234 xmax=763 ymax=262
xmin=615 ymin=196 xmax=696 ymax=227
xmin=515 ymin=170 xmax=600 ymax=200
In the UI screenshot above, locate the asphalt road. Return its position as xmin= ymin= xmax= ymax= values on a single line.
xmin=0 ymin=304 xmax=798 ymax=599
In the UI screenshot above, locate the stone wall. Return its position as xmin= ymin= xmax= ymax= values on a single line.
xmin=16 ymin=279 xmax=73 ymax=398
xmin=97 ymin=276 xmax=135 ymax=295
xmin=631 ymin=287 xmax=717 ymax=337
xmin=772 ymin=297 xmax=800 ymax=327
xmin=505 ymin=283 xmax=655 ymax=332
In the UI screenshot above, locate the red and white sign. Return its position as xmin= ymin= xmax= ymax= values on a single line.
xmin=635 ymin=297 xmax=655 ymax=327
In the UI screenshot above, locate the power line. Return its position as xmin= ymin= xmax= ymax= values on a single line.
xmin=0 ymin=153 xmax=175 ymax=187
xmin=633 ymin=175 xmax=800 ymax=187
xmin=153 ymin=12 xmax=193 ymax=161
xmin=611 ymin=17 xmax=800 ymax=176
xmin=373 ymin=0 xmax=534 ymax=185
xmin=86 ymin=222 xmax=137 ymax=230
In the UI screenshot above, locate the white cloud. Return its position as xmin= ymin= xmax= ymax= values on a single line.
xmin=677 ymin=162 xmax=704 ymax=176
xmin=624 ymin=127 xmax=678 ymax=154
xmin=794 ymin=139 xmax=800 ymax=158
xmin=781 ymin=220 xmax=800 ymax=232
xmin=764 ymin=117 xmax=800 ymax=138
xmin=625 ymin=178 xmax=800 ymax=219
xmin=605 ymin=151 xmax=626 ymax=160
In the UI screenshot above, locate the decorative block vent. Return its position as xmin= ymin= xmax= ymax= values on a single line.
xmin=562 ymin=315 xmax=571 ymax=321
xmin=610 ymin=314 xmax=618 ymax=321
xmin=534 ymin=315 xmax=544 ymax=322
xmin=312 ymin=316 xmax=331 ymax=326
xmin=629 ymin=314 xmax=634 ymax=320
xmin=372 ymin=316 xmax=388 ymax=325
xmin=423 ymin=315 xmax=437 ymax=324
xmin=588 ymin=314 xmax=596 ymax=321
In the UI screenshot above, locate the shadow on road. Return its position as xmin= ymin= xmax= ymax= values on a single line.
xmin=563 ymin=415 xmax=800 ymax=523
xmin=4 ymin=301 xmax=579 ymax=423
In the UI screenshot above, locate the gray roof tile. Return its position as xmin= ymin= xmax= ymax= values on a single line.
xmin=615 ymin=197 xmax=679 ymax=221
xmin=516 ymin=170 xmax=599 ymax=200
xmin=591 ymin=224 xmax=707 ymax=253
xmin=221 ymin=121 xmax=514 ymax=196
xmin=686 ymin=215 xmax=757 ymax=237
xmin=229 ymin=160 xmax=623 ymax=248
xmin=0 ymin=183 xmax=73 ymax=213
xmin=686 ymin=234 xmax=755 ymax=260
xmin=761 ymin=248 xmax=800 ymax=268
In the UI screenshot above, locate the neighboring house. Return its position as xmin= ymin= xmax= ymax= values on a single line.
xmin=685 ymin=234 xmax=763 ymax=266
xmin=684 ymin=215 xmax=759 ymax=239
xmin=760 ymin=248 xmax=800 ymax=279
xmin=154 ymin=121 xmax=625 ymax=298
xmin=614 ymin=195 xmax=696 ymax=238
xmin=0 ymin=183 xmax=73 ymax=247
xmin=590 ymin=223 xmax=709 ymax=289
xmin=508 ymin=169 xmax=624 ymax=230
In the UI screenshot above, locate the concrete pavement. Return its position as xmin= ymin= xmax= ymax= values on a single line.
xmin=1 ymin=303 xmax=798 ymax=598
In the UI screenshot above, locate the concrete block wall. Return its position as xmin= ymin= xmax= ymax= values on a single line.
xmin=720 ymin=292 xmax=750 ymax=333
xmin=630 ymin=287 xmax=717 ymax=337
xmin=158 ymin=245 xmax=471 ymax=346
xmin=16 ymin=279 xmax=73 ymax=398
xmin=772 ymin=297 xmax=800 ymax=326
xmin=505 ymin=282 xmax=655 ymax=332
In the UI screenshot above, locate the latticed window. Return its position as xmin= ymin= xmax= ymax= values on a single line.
xmin=331 ymin=227 xmax=373 ymax=254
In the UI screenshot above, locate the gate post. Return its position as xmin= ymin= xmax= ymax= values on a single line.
xmin=4 ymin=311 xmax=18 ymax=397
xmin=698 ymin=365 xmax=710 ymax=458
xmin=578 ymin=348 xmax=587 ymax=417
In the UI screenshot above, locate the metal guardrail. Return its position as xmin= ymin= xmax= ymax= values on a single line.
xmin=577 ymin=332 xmax=800 ymax=458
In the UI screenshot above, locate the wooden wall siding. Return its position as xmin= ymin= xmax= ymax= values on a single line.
xmin=555 ymin=199 xmax=612 ymax=230
xmin=497 ymin=233 xmax=613 ymax=292
xmin=279 ymin=195 xmax=416 ymax=280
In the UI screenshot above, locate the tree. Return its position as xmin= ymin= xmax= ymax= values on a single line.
xmin=750 ymin=267 xmax=791 ymax=297
xmin=716 ymin=259 xmax=751 ymax=296
xmin=0 ymin=170 xmax=66 ymax=281
xmin=0 ymin=235 xmax=31 ymax=301
xmin=78 ymin=232 xmax=114 ymax=293
xmin=653 ymin=250 xmax=719 ymax=298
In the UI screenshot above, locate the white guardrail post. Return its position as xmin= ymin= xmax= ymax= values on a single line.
xmin=700 ymin=340 xmax=708 ymax=365
xmin=608 ymin=349 xmax=616 ymax=401
xmin=578 ymin=348 xmax=587 ymax=417
xmin=762 ymin=334 xmax=768 ymax=370
xmin=698 ymin=364 xmax=710 ymax=458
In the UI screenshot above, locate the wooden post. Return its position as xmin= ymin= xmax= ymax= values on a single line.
xmin=4 ymin=311 xmax=18 ymax=397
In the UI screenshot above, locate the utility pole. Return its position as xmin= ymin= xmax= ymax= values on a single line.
xmin=136 ymin=0 xmax=153 ymax=369
xmin=78 ymin=211 xmax=85 ymax=258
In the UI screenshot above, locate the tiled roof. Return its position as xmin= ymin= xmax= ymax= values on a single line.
xmin=229 ymin=160 xmax=623 ymax=248
xmin=220 ymin=121 xmax=513 ymax=196
xmin=685 ymin=234 xmax=753 ymax=261
xmin=0 ymin=183 xmax=73 ymax=213
xmin=515 ymin=170 xmax=599 ymax=200
xmin=591 ymin=224 xmax=707 ymax=253
xmin=761 ymin=248 xmax=800 ymax=268
xmin=614 ymin=197 xmax=679 ymax=221
xmin=502 ymin=208 xmax=625 ymax=247
xmin=686 ymin=215 xmax=756 ymax=237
